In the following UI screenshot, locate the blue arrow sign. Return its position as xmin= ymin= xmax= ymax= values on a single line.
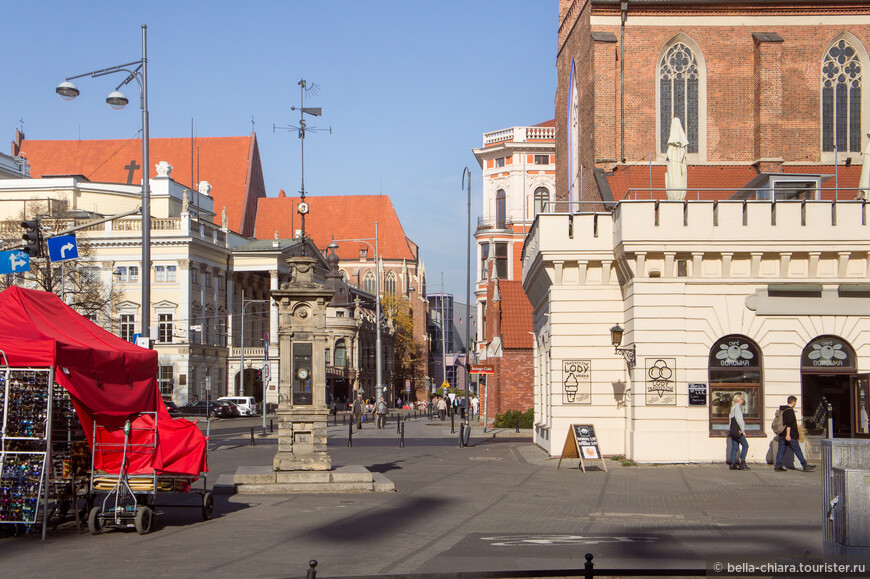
xmin=0 ymin=250 xmax=30 ymax=274
xmin=47 ymin=235 xmax=79 ymax=262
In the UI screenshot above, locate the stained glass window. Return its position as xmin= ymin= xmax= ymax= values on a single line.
xmin=660 ymin=43 xmax=699 ymax=154
xmin=822 ymin=40 xmax=862 ymax=152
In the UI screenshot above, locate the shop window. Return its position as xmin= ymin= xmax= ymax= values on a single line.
xmin=709 ymin=335 xmax=762 ymax=435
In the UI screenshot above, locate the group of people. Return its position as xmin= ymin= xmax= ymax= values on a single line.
xmin=728 ymin=394 xmax=816 ymax=473
xmin=429 ymin=395 xmax=479 ymax=421
xmin=350 ymin=394 xmax=390 ymax=429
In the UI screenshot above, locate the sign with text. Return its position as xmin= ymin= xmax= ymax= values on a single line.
xmin=0 ymin=250 xmax=29 ymax=274
xmin=557 ymin=424 xmax=607 ymax=473
xmin=646 ymin=358 xmax=677 ymax=405
xmin=47 ymin=235 xmax=78 ymax=262
xmin=688 ymin=383 xmax=707 ymax=406
xmin=470 ymin=364 xmax=494 ymax=375
xmin=562 ymin=360 xmax=591 ymax=404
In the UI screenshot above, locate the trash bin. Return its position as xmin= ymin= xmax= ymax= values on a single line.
xmin=822 ymin=439 xmax=870 ymax=554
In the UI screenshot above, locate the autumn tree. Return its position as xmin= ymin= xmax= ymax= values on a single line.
xmin=381 ymin=293 xmax=425 ymax=396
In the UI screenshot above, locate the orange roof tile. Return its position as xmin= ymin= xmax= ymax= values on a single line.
xmin=606 ymin=164 xmax=865 ymax=201
xmin=255 ymin=194 xmax=418 ymax=261
xmin=533 ymin=119 xmax=556 ymax=128
xmin=491 ymin=280 xmax=533 ymax=350
xmin=17 ymin=134 xmax=264 ymax=236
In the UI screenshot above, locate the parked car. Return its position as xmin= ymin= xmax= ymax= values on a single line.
xmin=163 ymin=400 xmax=182 ymax=416
xmin=180 ymin=400 xmax=237 ymax=419
xmin=218 ymin=396 xmax=257 ymax=416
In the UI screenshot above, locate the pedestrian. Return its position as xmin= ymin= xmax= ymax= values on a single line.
xmin=728 ymin=394 xmax=750 ymax=470
xmin=774 ymin=395 xmax=816 ymax=472
xmin=374 ymin=396 xmax=388 ymax=429
xmin=352 ymin=394 xmax=364 ymax=430
xmin=437 ymin=396 xmax=447 ymax=421
xmin=396 ymin=397 xmax=402 ymax=409
xmin=471 ymin=395 xmax=480 ymax=419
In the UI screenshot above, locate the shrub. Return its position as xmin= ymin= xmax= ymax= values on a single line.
xmin=493 ymin=408 xmax=534 ymax=429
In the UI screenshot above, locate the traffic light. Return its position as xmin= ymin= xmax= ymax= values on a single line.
xmin=20 ymin=220 xmax=41 ymax=257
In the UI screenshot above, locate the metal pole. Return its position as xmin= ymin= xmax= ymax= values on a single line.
xmin=375 ymin=222 xmax=382 ymax=403
xmin=240 ymin=289 xmax=245 ymax=396
xmin=141 ymin=24 xmax=151 ymax=342
xmin=441 ymin=273 xmax=447 ymax=390
xmin=463 ymin=168 xmax=472 ymax=438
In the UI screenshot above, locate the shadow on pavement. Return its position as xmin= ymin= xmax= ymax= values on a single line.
xmin=306 ymin=496 xmax=448 ymax=543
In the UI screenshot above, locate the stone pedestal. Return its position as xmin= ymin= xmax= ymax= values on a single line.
xmin=273 ymin=407 xmax=331 ymax=471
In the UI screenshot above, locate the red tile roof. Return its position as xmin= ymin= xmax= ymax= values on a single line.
xmin=606 ymin=164 xmax=865 ymax=201
xmin=255 ymin=193 xmax=418 ymax=261
xmin=534 ymin=119 xmax=556 ymax=128
xmin=492 ymin=280 xmax=533 ymax=350
xmin=16 ymin=134 xmax=264 ymax=236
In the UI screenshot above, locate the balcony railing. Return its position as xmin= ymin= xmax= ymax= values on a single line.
xmin=482 ymin=125 xmax=555 ymax=146
xmin=476 ymin=215 xmax=517 ymax=231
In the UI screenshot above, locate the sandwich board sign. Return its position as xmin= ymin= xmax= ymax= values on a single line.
xmin=557 ymin=424 xmax=607 ymax=473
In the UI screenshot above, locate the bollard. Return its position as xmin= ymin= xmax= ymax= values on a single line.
xmin=347 ymin=421 xmax=353 ymax=447
xmin=400 ymin=421 xmax=405 ymax=448
xmin=307 ymin=559 xmax=318 ymax=579
xmin=250 ymin=426 xmax=255 ymax=446
xmin=396 ymin=413 xmax=401 ymax=434
xmin=451 ymin=412 xmax=455 ymax=434
xmin=515 ymin=416 xmax=520 ymax=433
xmin=584 ymin=553 xmax=594 ymax=579
xmin=270 ymin=419 xmax=274 ymax=433
xmin=458 ymin=423 xmax=463 ymax=447
xmin=342 ymin=413 xmax=346 ymax=425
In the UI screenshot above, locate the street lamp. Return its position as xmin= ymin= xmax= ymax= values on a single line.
xmin=462 ymin=167 xmax=472 ymax=431
xmin=328 ymin=222 xmax=382 ymax=401
xmin=57 ymin=24 xmax=152 ymax=342
xmin=610 ymin=324 xmax=636 ymax=367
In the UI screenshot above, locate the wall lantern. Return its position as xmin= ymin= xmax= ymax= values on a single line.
xmin=610 ymin=324 xmax=636 ymax=367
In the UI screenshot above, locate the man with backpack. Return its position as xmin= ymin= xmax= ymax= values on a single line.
xmin=374 ymin=396 xmax=389 ymax=429
xmin=773 ymin=395 xmax=817 ymax=472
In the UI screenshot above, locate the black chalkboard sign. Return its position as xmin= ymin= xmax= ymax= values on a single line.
xmin=557 ymin=424 xmax=607 ymax=473
xmin=688 ymin=383 xmax=707 ymax=406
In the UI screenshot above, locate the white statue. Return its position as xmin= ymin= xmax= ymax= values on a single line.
xmin=197 ymin=181 xmax=212 ymax=196
xmin=156 ymin=161 xmax=172 ymax=177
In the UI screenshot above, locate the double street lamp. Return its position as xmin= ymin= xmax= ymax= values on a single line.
xmin=328 ymin=222 xmax=382 ymax=402
xmin=57 ymin=24 xmax=152 ymax=342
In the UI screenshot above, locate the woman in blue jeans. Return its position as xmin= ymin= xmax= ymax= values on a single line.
xmin=729 ymin=394 xmax=750 ymax=470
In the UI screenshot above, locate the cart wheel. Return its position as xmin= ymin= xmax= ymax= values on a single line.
xmin=87 ymin=506 xmax=104 ymax=535
xmin=202 ymin=492 xmax=214 ymax=520
xmin=134 ymin=505 xmax=153 ymax=535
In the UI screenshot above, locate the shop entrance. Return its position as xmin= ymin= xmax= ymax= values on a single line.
xmin=800 ymin=336 xmax=869 ymax=438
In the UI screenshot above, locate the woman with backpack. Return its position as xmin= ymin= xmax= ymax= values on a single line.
xmin=728 ymin=394 xmax=750 ymax=470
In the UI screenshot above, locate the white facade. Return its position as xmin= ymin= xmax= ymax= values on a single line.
xmin=524 ymin=200 xmax=870 ymax=463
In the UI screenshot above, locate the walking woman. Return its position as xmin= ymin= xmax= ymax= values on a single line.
xmin=729 ymin=394 xmax=750 ymax=470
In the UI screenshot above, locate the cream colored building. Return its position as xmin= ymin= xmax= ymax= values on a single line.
xmin=523 ymin=200 xmax=870 ymax=463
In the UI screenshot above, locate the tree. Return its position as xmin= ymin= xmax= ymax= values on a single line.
xmin=381 ymin=293 xmax=425 ymax=396
xmin=0 ymin=199 xmax=124 ymax=327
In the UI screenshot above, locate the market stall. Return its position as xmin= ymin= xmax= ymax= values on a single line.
xmin=0 ymin=286 xmax=207 ymax=538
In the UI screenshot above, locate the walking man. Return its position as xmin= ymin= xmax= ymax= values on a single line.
xmin=352 ymin=394 xmax=364 ymax=430
xmin=437 ymin=396 xmax=447 ymax=421
xmin=774 ymin=395 xmax=816 ymax=472
xmin=471 ymin=395 xmax=480 ymax=420
xmin=374 ymin=396 xmax=388 ymax=429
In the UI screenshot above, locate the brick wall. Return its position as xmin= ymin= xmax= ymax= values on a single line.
xmin=483 ymin=349 xmax=534 ymax=424
xmin=557 ymin=2 xmax=870 ymax=199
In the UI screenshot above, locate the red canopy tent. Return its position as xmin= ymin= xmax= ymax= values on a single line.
xmin=0 ymin=286 xmax=206 ymax=476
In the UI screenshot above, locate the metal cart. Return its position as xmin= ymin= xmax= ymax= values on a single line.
xmin=87 ymin=415 xmax=211 ymax=535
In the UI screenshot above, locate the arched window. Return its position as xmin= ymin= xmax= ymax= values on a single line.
xmin=534 ymin=187 xmax=549 ymax=216
xmin=822 ymin=39 xmax=863 ymax=153
xmin=384 ymin=271 xmax=397 ymax=295
xmin=334 ymin=339 xmax=347 ymax=368
xmin=363 ymin=270 xmax=376 ymax=295
xmin=708 ymin=335 xmax=762 ymax=436
xmin=659 ymin=40 xmax=702 ymax=155
xmin=496 ymin=189 xmax=506 ymax=228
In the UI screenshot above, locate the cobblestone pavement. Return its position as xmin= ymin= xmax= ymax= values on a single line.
xmin=1 ymin=414 xmax=822 ymax=578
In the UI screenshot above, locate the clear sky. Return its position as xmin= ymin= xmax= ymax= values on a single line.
xmin=0 ymin=0 xmax=557 ymax=298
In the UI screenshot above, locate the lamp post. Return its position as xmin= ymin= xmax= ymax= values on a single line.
xmin=328 ymin=222 xmax=382 ymax=401
xmin=462 ymin=168 xmax=472 ymax=426
xmin=57 ymin=24 xmax=151 ymax=342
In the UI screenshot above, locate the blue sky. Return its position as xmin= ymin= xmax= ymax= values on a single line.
xmin=1 ymin=0 xmax=557 ymax=298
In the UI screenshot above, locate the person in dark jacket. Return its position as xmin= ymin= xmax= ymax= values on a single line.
xmin=774 ymin=395 xmax=816 ymax=472
xmin=352 ymin=394 xmax=364 ymax=430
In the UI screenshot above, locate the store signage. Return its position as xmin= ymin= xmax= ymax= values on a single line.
xmin=646 ymin=358 xmax=676 ymax=405
xmin=470 ymin=365 xmax=494 ymax=375
xmin=688 ymin=383 xmax=707 ymax=406
xmin=711 ymin=338 xmax=755 ymax=367
xmin=802 ymin=337 xmax=854 ymax=370
xmin=562 ymin=360 xmax=591 ymax=404
xmin=557 ymin=424 xmax=607 ymax=473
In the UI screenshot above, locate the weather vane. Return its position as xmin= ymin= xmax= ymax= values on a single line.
xmin=274 ymin=79 xmax=331 ymax=238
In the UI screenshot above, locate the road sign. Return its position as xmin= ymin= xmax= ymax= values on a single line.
xmin=264 ymin=332 xmax=269 ymax=360
xmin=405 ymin=379 xmax=411 ymax=392
xmin=262 ymin=363 xmax=271 ymax=383
xmin=47 ymin=235 xmax=79 ymax=262
xmin=0 ymin=250 xmax=30 ymax=274
xmin=470 ymin=364 xmax=495 ymax=375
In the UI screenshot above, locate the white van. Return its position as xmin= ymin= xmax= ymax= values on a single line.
xmin=218 ymin=396 xmax=258 ymax=416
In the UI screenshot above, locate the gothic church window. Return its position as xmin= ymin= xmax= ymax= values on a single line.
xmin=364 ymin=270 xmax=376 ymax=295
xmin=385 ymin=271 xmax=397 ymax=295
xmin=659 ymin=42 xmax=700 ymax=154
xmin=822 ymin=39 xmax=863 ymax=153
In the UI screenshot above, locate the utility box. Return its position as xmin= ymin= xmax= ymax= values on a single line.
xmin=822 ymin=439 xmax=870 ymax=554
